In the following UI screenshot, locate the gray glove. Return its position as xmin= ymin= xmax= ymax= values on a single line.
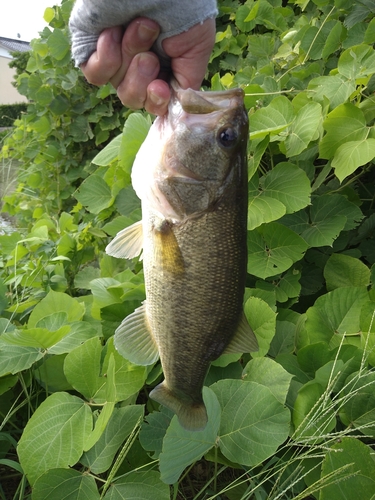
xmin=69 ymin=0 xmax=218 ymax=67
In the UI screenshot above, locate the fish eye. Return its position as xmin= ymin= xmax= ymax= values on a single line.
xmin=217 ymin=127 xmax=238 ymax=148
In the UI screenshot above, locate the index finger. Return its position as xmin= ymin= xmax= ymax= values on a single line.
xmin=81 ymin=26 xmax=124 ymax=85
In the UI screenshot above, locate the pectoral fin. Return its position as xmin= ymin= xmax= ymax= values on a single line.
xmin=106 ymin=220 xmax=143 ymax=259
xmin=114 ymin=302 xmax=159 ymax=366
xmin=153 ymin=220 xmax=185 ymax=274
xmin=223 ymin=312 xmax=259 ymax=354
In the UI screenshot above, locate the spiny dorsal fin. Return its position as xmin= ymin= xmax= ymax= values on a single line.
xmin=114 ymin=302 xmax=159 ymax=366
xmin=153 ymin=220 xmax=185 ymax=275
xmin=223 ymin=311 xmax=259 ymax=354
xmin=106 ymin=220 xmax=143 ymax=259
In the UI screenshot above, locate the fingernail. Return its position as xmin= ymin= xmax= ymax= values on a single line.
xmin=138 ymin=53 xmax=159 ymax=77
xmin=138 ymin=22 xmax=159 ymax=42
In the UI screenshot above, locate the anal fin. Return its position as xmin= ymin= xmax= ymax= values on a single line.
xmin=106 ymin=220 xmax=143 ymax=259
xmin=223 ymin=311 xmax=259 ymax=354
xmin=114 ymin=302 xmax=159 ymax=366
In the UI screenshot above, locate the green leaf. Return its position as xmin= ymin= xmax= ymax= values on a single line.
xmin=360 ymin=301 xmax=375 ymax=367
xmin=35 ymin=85 xmax=53 ymax=106
xmin=64 ymin=337 xmax=105 ymax=402
xmin=248 ymin=136 xmax=269 ymax=179
xmin=119 ymin=113 xmax=152 ymax=173
xmin=212 ymin=379 xmax=290 ymax=466
xmin=243 ymin=357 xmax=293 ymax=404
xmin=0 ymin=345 xmax=43 ymax=377
xmin=293 ymin=382 xmax=336 ymax=439
xmin=243 ymin=296 xmax=276 ymax=357
xmin=103 ymin=338 xmax=147 ymax=402
xmin=36 ymin=311 xmax=68 ymax=331
xmin=304 ymin=287 xmax=369 ymax=347
xmin=339 ymin=371 xmax=375 ymax=436
xmin=43 ymin=7 xmax=55 ymax=23
xmin=33 ymin=469 xmax=100 ymax=500
xmin=322 ymin=21 xmax=344 ymax=59
xmin=18 ymin=392 xmax=92 ymax=486
xmin=33 ymin=354 xmax=73 ymax=392
xmin=248 ymin=192 xmax=286 ymax=230
xmin=103 ymin=471 xmax=170 ymax=500
xmin=74 ymin=266 xmax=101 ymax=290
xmin=261 ymin=162 xmax=311 ymax=213
xmin=345 ymin=2 xmax=374 ymax=29
xmin=274 ymin=268 xmax=302 ymax=302
xmin=297 ymin=342 xmax=332 ymax=374
xmin=47 ymin=28 xmax=70 ymax=60
xmin=115 ymin=186 xmax=141 ymax=217
xmin=55 ymin=97 xmax=74 ymax=118
xmin=300 ymin=194 xmax=363 ymax=247
xmin=364 ymin=17 xmax=375 ymax=44
xmin=28 ymin=290 xmax=85 ymax=328
xmin=1 ymin=326 xmax=70 ymax=349
xmin=285 ymin=102 xmax=321 ymax=156
xmin=74 ymin=175 xmax=114 ymax=214
xmin=83 ymin=354 xmax=116 ymax=451
xmin=320 ymin=438 xmax=375 ymax=500
xmin=235 ymin=4 xmax=257 ymax=32
xmin=139 ymin=406 xmax=173 ymax=460
xmin=48 ymin=322 xmax=101 ymax=355
xmin=81 ymin=405 xmax=144 ymax=474
xmin=324 ymin=253 xmax=371 ymax=290
xmin=90 ymin=278 xmax=124 ymax=311
xmin=30 ymin=115 xmax=52 ymax=135
xmin=0 ymin=374 xmax=18 ymax=395
xmin=269 ymin=320 xmax=296 ymax=357
xmin=338 ymin=43 xmax=375 ymax=80
xmin=92 ymin=134 xmax=122 ymax=166
xmin=159 ymin=387 xmax=220 ymax=484
xmin=332 ymin=138 xmax=375 ymax=182
xmin=249 ymin=96 xmax=294 ymax=140
xmin=247 ymin=223 xmax=308 ymax=279
xmin=300 ymin=26 xmax=326 ymax=60
xmin=319 ymin=103 xmax=367 ymax=160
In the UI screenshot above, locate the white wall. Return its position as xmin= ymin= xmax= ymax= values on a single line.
xmin=0 ymin=52 xmax=28 ymax=105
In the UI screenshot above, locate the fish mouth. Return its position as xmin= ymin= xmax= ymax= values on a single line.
xmin=175 ymin=86 xmax=245 ymax=116
xmin=153 ymin=80 xmax=246 ymax=137
xmin=157 ymin=83 xmax=246 ymax=140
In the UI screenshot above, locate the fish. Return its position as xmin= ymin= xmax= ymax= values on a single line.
xmin=106 ymin=83 xmax=258 ymax=431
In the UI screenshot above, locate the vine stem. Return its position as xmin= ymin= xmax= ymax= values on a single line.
xmin=302 ymin=6 xmax=335 ymax=64
xmin=276 ymin=5 xmax=335 ymax=83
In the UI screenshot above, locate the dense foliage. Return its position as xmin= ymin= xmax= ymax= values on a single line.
xmin=8 ymin=51 xmax=31 ymax=89
xmin=0 ymin=104 xmax=28 ymax=128
xmin=1 ymin=0 xmax=375 ymax=498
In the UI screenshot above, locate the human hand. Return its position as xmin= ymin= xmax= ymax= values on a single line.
xmin=80 ymin=17 xmax=216 ymax=115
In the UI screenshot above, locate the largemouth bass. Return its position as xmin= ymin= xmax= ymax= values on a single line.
xmin=106 ymin=84 xmax=258 ymax=431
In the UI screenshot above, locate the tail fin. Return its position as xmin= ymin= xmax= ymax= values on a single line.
xmin=150 ymin=382 xmax=208 ymax=431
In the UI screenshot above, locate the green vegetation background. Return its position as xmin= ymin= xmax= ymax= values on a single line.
xmin=0 ymin=0 xmax=375 ymax=498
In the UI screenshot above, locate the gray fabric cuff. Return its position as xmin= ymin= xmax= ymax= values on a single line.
xmin=69 ymin=0 xmax=218 ymax=67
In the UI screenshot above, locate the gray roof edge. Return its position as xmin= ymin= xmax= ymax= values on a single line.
xmin=0 ymin=37 xmax=31 ymax=53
